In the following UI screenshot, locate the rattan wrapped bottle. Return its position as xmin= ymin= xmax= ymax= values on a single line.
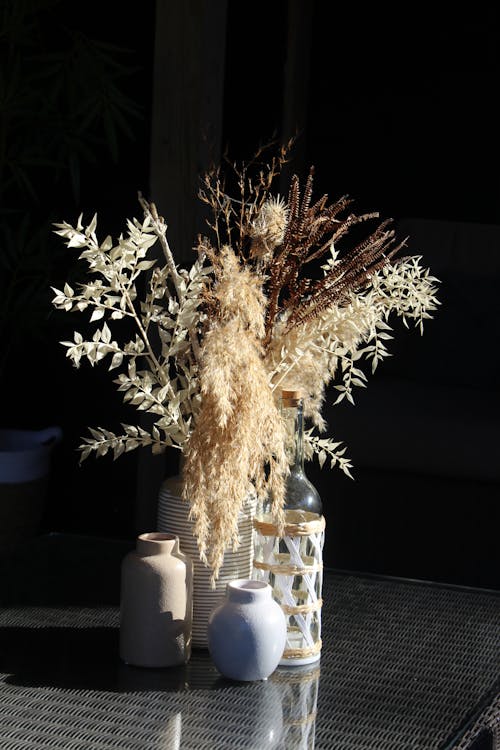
xmin=253 ymin=389 xmax=326 ymax=666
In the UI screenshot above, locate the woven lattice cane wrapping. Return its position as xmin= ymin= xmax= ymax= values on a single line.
xmin=253 ymin=511 xmax=326 ymax=663
xmin=0 ymin=549 xmax=498 ymax=749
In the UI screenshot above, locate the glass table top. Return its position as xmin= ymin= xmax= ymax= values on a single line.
xmin=0 ymin=533 xmax=497 ymax=749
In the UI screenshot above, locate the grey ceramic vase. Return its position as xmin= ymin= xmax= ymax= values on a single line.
xmin=207 ymin=579 xmax=286 ymax=682
xmin=120 ymin=532 xmax=193 ymax=667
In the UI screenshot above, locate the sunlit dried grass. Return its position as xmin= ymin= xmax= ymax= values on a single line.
xmin=181 ymin=246 xmax=288 ymax=583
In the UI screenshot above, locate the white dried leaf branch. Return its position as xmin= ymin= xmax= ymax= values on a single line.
xmin=263 ymin=251 xmax=439 ymax=471
xmin=304 ymin=430 xmax=354 ymax=479
xmin=52 ymin=212 xmax=207 ymax=459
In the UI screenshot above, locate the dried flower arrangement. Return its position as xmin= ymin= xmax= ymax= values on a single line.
xmin=52 ymin=140 xmax=440 ymax=580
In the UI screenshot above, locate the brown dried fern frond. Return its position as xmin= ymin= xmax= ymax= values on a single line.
xmin=285 ymin=224 xmax=406 ymax=331
xmin=263 ymin=168 xmax=405 ymax=342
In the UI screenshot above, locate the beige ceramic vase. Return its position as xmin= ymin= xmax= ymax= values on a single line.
xmin=119 ymin=532 xmax=193 ymax=667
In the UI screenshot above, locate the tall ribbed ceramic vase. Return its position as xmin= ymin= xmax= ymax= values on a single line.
xmin=157 ymin=476 xmax=257 ymax=648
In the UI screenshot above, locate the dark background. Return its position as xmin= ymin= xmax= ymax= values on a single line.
xmin=224 ymin=3 xmax=500 ymax=224
xmin=1 ymin=1 xmax=498 ymax=588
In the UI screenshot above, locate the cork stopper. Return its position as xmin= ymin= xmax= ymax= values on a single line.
xmin=281 ymin=388 xmax=305 ymax=407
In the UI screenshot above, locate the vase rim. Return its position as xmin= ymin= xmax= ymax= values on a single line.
xmin=226 ymin=579 xmax=271 ymax=602
xmin=229 ymin=579 xmax=267 ymax=590
xmin=136 ymin=532 xmax=180 ymax=556
xmin=139 ymin=532 xmax=177 ymax=543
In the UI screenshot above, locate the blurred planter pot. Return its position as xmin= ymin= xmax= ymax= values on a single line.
xmin=0 ymin=426 xmax=62 ymax=551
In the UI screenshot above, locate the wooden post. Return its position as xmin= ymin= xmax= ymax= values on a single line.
xmin=280 ymin=0 xmax=313 ymax=194
xmin=135 ymin=0 xmax=228 ymax=534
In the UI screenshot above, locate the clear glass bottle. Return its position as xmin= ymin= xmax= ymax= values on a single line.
xmin=281 ymin=390 xmax=322 ymax=515
xmin=253 ymin=389 xmax=325 ymax=666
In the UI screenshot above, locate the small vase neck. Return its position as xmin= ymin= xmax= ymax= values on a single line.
xmin=227 ymin=579 xmax=271 ymax=604
xmin=137 ymin=532 xmax=179 ymax=556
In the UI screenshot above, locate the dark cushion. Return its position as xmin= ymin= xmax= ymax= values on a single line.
xmin=380 ymin=217 xmax=500 ymax=391
xmin=323 ymin=375 xmax=499 ymax=483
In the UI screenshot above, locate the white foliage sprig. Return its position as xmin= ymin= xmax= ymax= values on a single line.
xmin=52 ymin=212 xmax=208 ymax=459
xmin=303 ymin=430 xmax=354 ymax=479
xmin=263 ymin=249 xmax=440 ymax=472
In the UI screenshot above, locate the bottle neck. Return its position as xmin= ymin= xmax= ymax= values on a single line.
xmin=282 ymin=396 xmax=304 ymax=473
xmin=279 ymin=390 xmax=323 ymax=516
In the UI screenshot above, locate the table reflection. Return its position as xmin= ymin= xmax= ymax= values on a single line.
xmin=270 ymin=662 xmax=320 ymax=749
xmin=115 ymin=655 xmax=320 ymax=749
